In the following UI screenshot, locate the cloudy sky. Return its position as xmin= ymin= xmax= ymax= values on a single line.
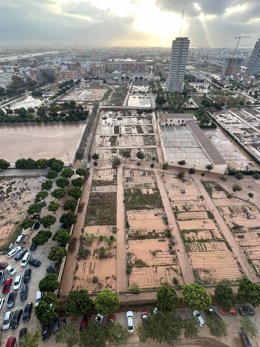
xmin=0 ymin=0 xmax=259 ymax=47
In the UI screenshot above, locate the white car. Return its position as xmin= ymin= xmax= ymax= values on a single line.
xmin=35 ymin=291 xmax=42 ymax=307
xmin=95 ymin=313 xmax=104 ymax=324
xmin=126 ymin=311 xmax=134 ymax=332
xmin=2 ymin=310 xmax=12 ymax=330
xmin=0 ymin=297 xmax=5 ymax=310
xmin=13 ymin=275 xmax=23 ymax=290
xmin=192 ymin=310 xmax=205 ymax=328
xmin=21 ymin=251 xmax=31 ymax=267
xmin=6 ymin=265 xmax=16 ymax=276
xmin=8 ymin=246 xmax=22 ymax=258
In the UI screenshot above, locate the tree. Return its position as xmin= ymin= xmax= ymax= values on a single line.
xmin=177 ymin=171 xmax=185 ymax=180
xmin=76 ymin=148 xmax=84 ymax=161
xmin=60 ymin=212 xmax=77 ymax=228
xmin=19 ymin=330 xmax=40 ymax=347
xmin=112 ymin=157 xmax=120 ymax=168
xmin=53 ymin=229 xmax=71 ymax=246
xmin=182 ymin=318 xmax=200 ymax=339
xmin=237 ymin=278 xmax=260 ymax=307
xmin=55 ymin=326 xmax=80 ymax=347
xmin=28 ymin=203 xmax=43 ymax=215
xmin=138 ymin=311 xmax=183 ymax=345
xmin=106 ymin=323 xmax=130 ymax=346
xmin=206 ymin=164 xmax=213 ymax=170
xmin=47 ymin=170 xmax=58 ymax=179
xmin=72 ymin=177 xmax=83 ymax=187
xmin=47 ymin=158 xmax=64 ymax=172
xmin=156 ymin=283 xmax=178 ymax=312
xmin=95 ymin=289 xmax=120 ymax=315
xmin=41 ymin=180 xmax=53 ymax=190
xmin=68 ymin=187 xmax=82 ymax=199
xmin=80 ymin=320 xmax=107 ymax=347
xmin=36 ymin=159 xmax=48 ymax=169
xmin=120 ymin=149 xmax=131 ymax=159
xmin=48 ymin=246 xmax=66 ymax=263
xmin=39 ymin=273 xmax=59 ymax=292
xmin=183 ymin=284 xmax=211 ymax=310
xmin=36 ymin=190 xmax=48 ymax=202
xmin=21 ymin=219 xmax=34 ymax=230
xmin=56 ymin=177 xmax=70 ymax=188
xmin=136 ymin=151 xmax=145 ymax=160
xmin=240 ymin=316 xmax=258 ymax=338
xmin=51 ymin=188 xmax=66 ymax=199
xmin=235 ymin=172 xmax=244 ymax=180
xmin=253 ymin=173 xmax=260 ymax=180
xmin=61 ymin=168 xmax=74 ymax=178
xmin=178 ymin=160 xmax=186 ymax=165
xmin=33 ymin=230 xmax=52 ymax=246
xmin=206 ymin=317 xmax=227 ymax=338
xmin=232 ymin=184 xmax=242 ymax=192
xmin=41 ymin=215 xmax=56 ymax=228
xmin=0 ymin=159 xmax=10 ymax=170
xmin=48 ymin=201 xmax=59 ymax=212
xmin=76 ymin=168 xmax=88 ymax=177
xmin=92 ymin=153 xmax=99 ymax=160
xmin=65 ymin=290 xmax=94 ymax=316
xmin=35 ymin=292 xmax=59 ymax=326
xmin=189 ymin=168 xmax=195 ymax=174
xmin=64 ymin=199 xmax=77 ymax=211
xmin=214 ymin=283 xmax=236 ymax=311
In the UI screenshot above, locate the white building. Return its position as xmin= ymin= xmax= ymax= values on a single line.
xmin=166 ymin=37 xmax=190 ymax=93
xmin=247 ymin=39 xmax=260 ymax=76
xmin=159 ymin=113 xmax=194 ymax=126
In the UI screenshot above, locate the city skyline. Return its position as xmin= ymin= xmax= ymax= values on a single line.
xmin=0 ymin=0 xmax=259 ymax=48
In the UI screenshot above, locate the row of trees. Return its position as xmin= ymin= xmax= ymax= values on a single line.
xmin=0 ymin=159 xmax=10 ymax=170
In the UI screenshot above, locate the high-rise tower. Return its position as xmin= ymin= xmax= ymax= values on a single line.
xmin=247 ymin=39 xmax=260 ymax=76
xmin=166 ymin=37 xmax=190 ymax=93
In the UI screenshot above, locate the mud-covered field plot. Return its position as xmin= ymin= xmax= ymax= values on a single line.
xmin=62 ymin=87 xmax=107 ymax=102
xmin=94 ymin=110 xmax=157 ymax=161
xmin=164 ymin=174 xmax=243 ymax=284
xmin=204 ymin=181 xmax=260 ymax=276
xmin=125 ymin=169 xmax=183 ymax=289
xmin=0 ymin=176 xmax=44 ymax=248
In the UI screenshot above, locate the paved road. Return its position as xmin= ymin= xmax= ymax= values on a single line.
xmin=194 ymin=177 xmax=259 ymax=282
xmin=155 ymin=169 xmax=194 ymax=284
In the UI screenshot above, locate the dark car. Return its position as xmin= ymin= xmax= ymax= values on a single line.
xmin=42 ymin=326 xmax=51 ymax=341
xmin=33 ymin=221 xmax=41 ymax=230
xmin=19 ymin=327 xmax=28 ymax=341
xmin=23 ymin=302 xmax=33 ymax=321
xmin=46 ymin=265 xmax=56 ymax=274
xmin=30 ymin=241 xmax=37 ymax=252
xmin=79 ymin=316 xmax=89 ymax=331
xmin=239 ymin=331 xmax=252 ymax=347
xmin=29 ymin=258 xmax=41 ymax=267
xmin=23 ymin=269 xmax=31 ymax=284
xmin=0 ymin=262 xmax=8 ymax=269
xmin=205 ymin=308 xmax=222 ymax=320
xmin=20 ymin=284 xmax=28 ymax=301
xmin=11 ymin=308 xmax=23 ymax=329
xmin=238 ymin=305 xmax=255 ymax=316
xmin=52 ymin=319 xmax=60 ymax=333
xmin=14 ymin=248 xmax=27 ymax=261
xmin=3 ymin=278 xmax=13 ymax=294
xmin=7 ymin=291 xmax=17 ymax=309
xmin=0 ymin=270 xmax=5 ymax=285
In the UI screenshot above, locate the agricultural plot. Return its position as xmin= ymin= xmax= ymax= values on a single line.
xmin=62 ymin=87 xmax=107 ymax=102
xmin=164 ymin=174 xmax=244 ymax=284
xmin=203 ymin=181 xmax=260 ymax=276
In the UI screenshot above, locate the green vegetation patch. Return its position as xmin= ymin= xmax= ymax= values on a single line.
xmin=125 ymin=187 xmax=163 ymax=210
xmin=85 ymin=192 xmax=117 ymax=225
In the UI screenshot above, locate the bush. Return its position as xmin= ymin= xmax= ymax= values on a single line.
xmin=206 ymin=164 xmax=213 ymax=170
xmin=112 ymin=157 xmax=121 ymax=168
xmin=48 ymin=246 xmax=66 ymax=263
xmin=128 ymin=286 xmax=140 ymax=294
xmin=76 ymin=168 xmax=88 ymax=177
xmin=60 ymin=212 xmax=77 ymax=228
xmin=71 ymin=177 xmax=83 ymax=187
xmin=0 ymin=159 xmax=10 ymax=170
xmin=36 ymin=191 xmax=48 ymax=202
xmin=41 ymin=215 xmax=56 ymax=228
xmin=92 ymin=153 xmax=99 ymax=160
xmin=41 ymin=180 xmax=53 ymax=190
xmin=248 ymin=192 xmax=254 ymax=198
xmin=68 ymin=187 xmax=82 ymax=199
xmin=56 ymin=177 xmax=70 ymax=188
xmin=162 ymin=162 xmax=169 ymax=170
xmin=39 ymin=274 xmax=59 ymax=292
xmin=33 ymin=230 xmax=52 ymax=246
xmin=178 ymin=160 xmax=186 ymax=166
xmin=47 ymin=170 xmax=58 ymax=179
xmin=53 ymin=229 xmax=71 ymax=246
xmin=51 ymin=188 xmax=66 ymax=199
xmin=235 ymin=172 xmax=244 ymax=180
xmin=232 ymin=184 xmax=242 ymax=192
xmin=28 ymin=203 xmax=43 ymax=215
xmin=48 ymin=201 xmax=59 ymax=212
xmin=64 ymin=199 xmax=77 ymax=211
xmin=98 ymin=247 xmax=106 ymax=259
xmin=61 ymin=168 xmax=74 ymax=178
xmin=188 ymin=168 xmax=195 ymax=174
xmin=253 ymin=173 xmax=260 ymax=180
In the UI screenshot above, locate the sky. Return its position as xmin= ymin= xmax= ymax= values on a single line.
xmin=0 ymin=0 xmax=259 ymax=48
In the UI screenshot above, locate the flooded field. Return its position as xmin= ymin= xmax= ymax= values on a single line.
xmin=0 ymin=123 xmax=85 ymax=164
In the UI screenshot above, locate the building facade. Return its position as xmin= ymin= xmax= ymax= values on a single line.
xmin=159 ymin=113 xmax=194 ymax=126
xmin=222 ymin=57 xmax=243 ymax=76
xmin=166 ymin=37 xmax=190 ymax=93
xmin=247 ymin=39 xmax=260 ymax=76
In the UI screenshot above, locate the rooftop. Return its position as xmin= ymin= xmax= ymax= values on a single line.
xmin=159 ymin=113 xmax=194 ymax=122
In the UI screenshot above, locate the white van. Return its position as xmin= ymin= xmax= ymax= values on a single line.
xmin=21 ymin=252 xmax=31 ymax=267
xmin=15 ymin=233 xmax=26 ymax=245
xmin=8 ymin=246 xmax=22 ymax=258
xmin=35 ymin=291 xmax=42 ymax=306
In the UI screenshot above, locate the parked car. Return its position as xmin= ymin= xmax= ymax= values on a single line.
xmin=219 ymin=306 xmax=237 ymax=315
xmin=3 ymin=311 xmax=13 ymax=330
xmin=0 ymin=261 xmax=8 ymax=269
xmin=153 ymin=307 xmax=158 ymax=314
xmin=3 ymin=278 xmax=13 ymax=294
xmin=7 ymin=291 xmax=17 ymax=309
xmin=8 ymin=246 xmax=22 ymax=258
xmin=15 ymin=233 xmax=26 ymax=245
xmin=141 ymin=311 xmax=149 ymax=324
xmin=192 ymin=310 xmax=205 ymax=328
xmin=20 ymin=284 xmax=29 ymax=301
xmin=6 ymin=265 xmax=16 ymax=276
xmin=46 ymin=265 xmax=56 ymax=274
xmin=52 ymin=319 xmax=60 ymax=333
xmin=23 ymin=302 xmax=33 ymax=321
xmin=239 ymin=330 xmax=253 ymax=347
xmin=14 ymin=248 xmax=27 ymax=261
xmin=35 ymin=291 xmax=42 ymax=306
xmin=33 ymin=221 xmax=41 ymax=230
xmin=23 ymin=268 xmax=31 ymax=284
xmin=205 ymin=307 xmax=222 ymax=320
xmin=5 ymin=337 xmax=16 ymax=347
xmin=95 ymin=313 xmax=104 ymax=324
xmin=11 ymin=308 xmax=23 ymax=329
xmin=238 ymin=305 xmax=255 ymax=316
xmin=0 ymin=297 xmax=5 ymax=310
xmin=41 ymin=326 xmax=51 ymax=342
xmin=21 ymin=252 xmax=31 ymax=267
xmin=29 ymin=258 xmax=41 ymax=267
xmin=0 ymin=270 xmax=5 ymax=285
xmin=30 ymin=240 xmax=37 ymax=252
xmin=79 ymin=316 xmax=89 ymax=331
xmin=13 ymin=275 xmax=23 ymax=290
xmin=126 ymin=311 xmax=134 ymax=333
xmin=19 ymin=327 xmax=28 ymax=341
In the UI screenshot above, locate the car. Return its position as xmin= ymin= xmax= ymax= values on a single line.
xmin=205 ymin=308 xmax=222 ymax=320
xmin=23 ymin=302 xmax=33 ymax=321
xmin=0 ymin=270 xmax=5 ymax=285
xmin=238 ymin=305 xmax=255 ymax=316
xmin=3 ymin=278 xmax=13 ymax=294
xmin=7 ymin=291 xmax=17 ymax=309
xmin=6 ymin=265 xmax=16 ymax=276
xmin=8 ymin=246 xmax=22 ymax=258
xmin=141 ymin=311 xmax=149 ymax=323
xmin=30 ymin=240 xmax=37 ymax=251
xmin=126 ymin=311 xmax=134 ymax=333
xmin=32 ymin=213 xmax=40 ymax=220
xmin=23 ymin=268 xmax=31 ymax=284
xmin=95 ymin=313 xmax=104 ymax=324
xmin=108 ymin=313 xmax=116 ymax=324
xmin=0 ymin=261 xmax=8 ymax=269
xmin=219 ymin=306 xmax=237 ymax=315
xmin=11 ymin=308 xmax=23 ymax=329
xmin=3 ymin=310 xmax=13 ymax=330
xmin=42 ymin=326 xmax=51 ymax=341
xmin=14 ymin=248 xmax=27 ymax=261
xmin=5 ymin=337 xmax=16 ymax=347
xmin=21 ymin=251 xmax=31 ymax=267
xmin=46 ymin=265 xmax=56 ymax=274
xmin=0 ymin=297 xmax=5 ymax=310
xmin=15 ymin=233 xmax=26 ymax=245
xmin=13 ymin=275 xmax=23 ymax=290
xmin=192 ymin=310 xmax=205 ymax=328
xmin=239 ymin=330 xmax=253 ymax=347
xmin=153 ymin=307 xmax=158 ymax=314
xmin=35 ymin=291 xmax=42 ymax=306
xmin=19 ymin=327 xmax=28 ymax=341
xmin=34 ymin=221 xmax=41 ymax=230
xmin=80 ymin=316 xmax=89 ymax=331
xmin=52 ymin=319 xmax=60 ymax=333
xmin=20 ymin=284 xmax=28 ymax=301
xmin=29 ymin=258 xmax=41 ymax=267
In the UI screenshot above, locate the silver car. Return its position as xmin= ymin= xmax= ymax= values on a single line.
xmin=192 ymin=310 xmax=205 ymax=328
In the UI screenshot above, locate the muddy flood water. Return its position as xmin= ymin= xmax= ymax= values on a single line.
xmin=0 ymin=123 xmax=85 ymax=164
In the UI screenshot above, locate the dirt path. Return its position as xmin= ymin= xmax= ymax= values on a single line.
xmin=153 ymin=112 xmax=165 ymax=164
xmin=59 ymin=168 xmax=94 ymax=296
xmin=116 ymin=165 xmax=127 ymax=292
xmin=194 ymin=177 xmax=259 ymax=282
xmin=155 ymin=169 xmax=194 ymax=284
